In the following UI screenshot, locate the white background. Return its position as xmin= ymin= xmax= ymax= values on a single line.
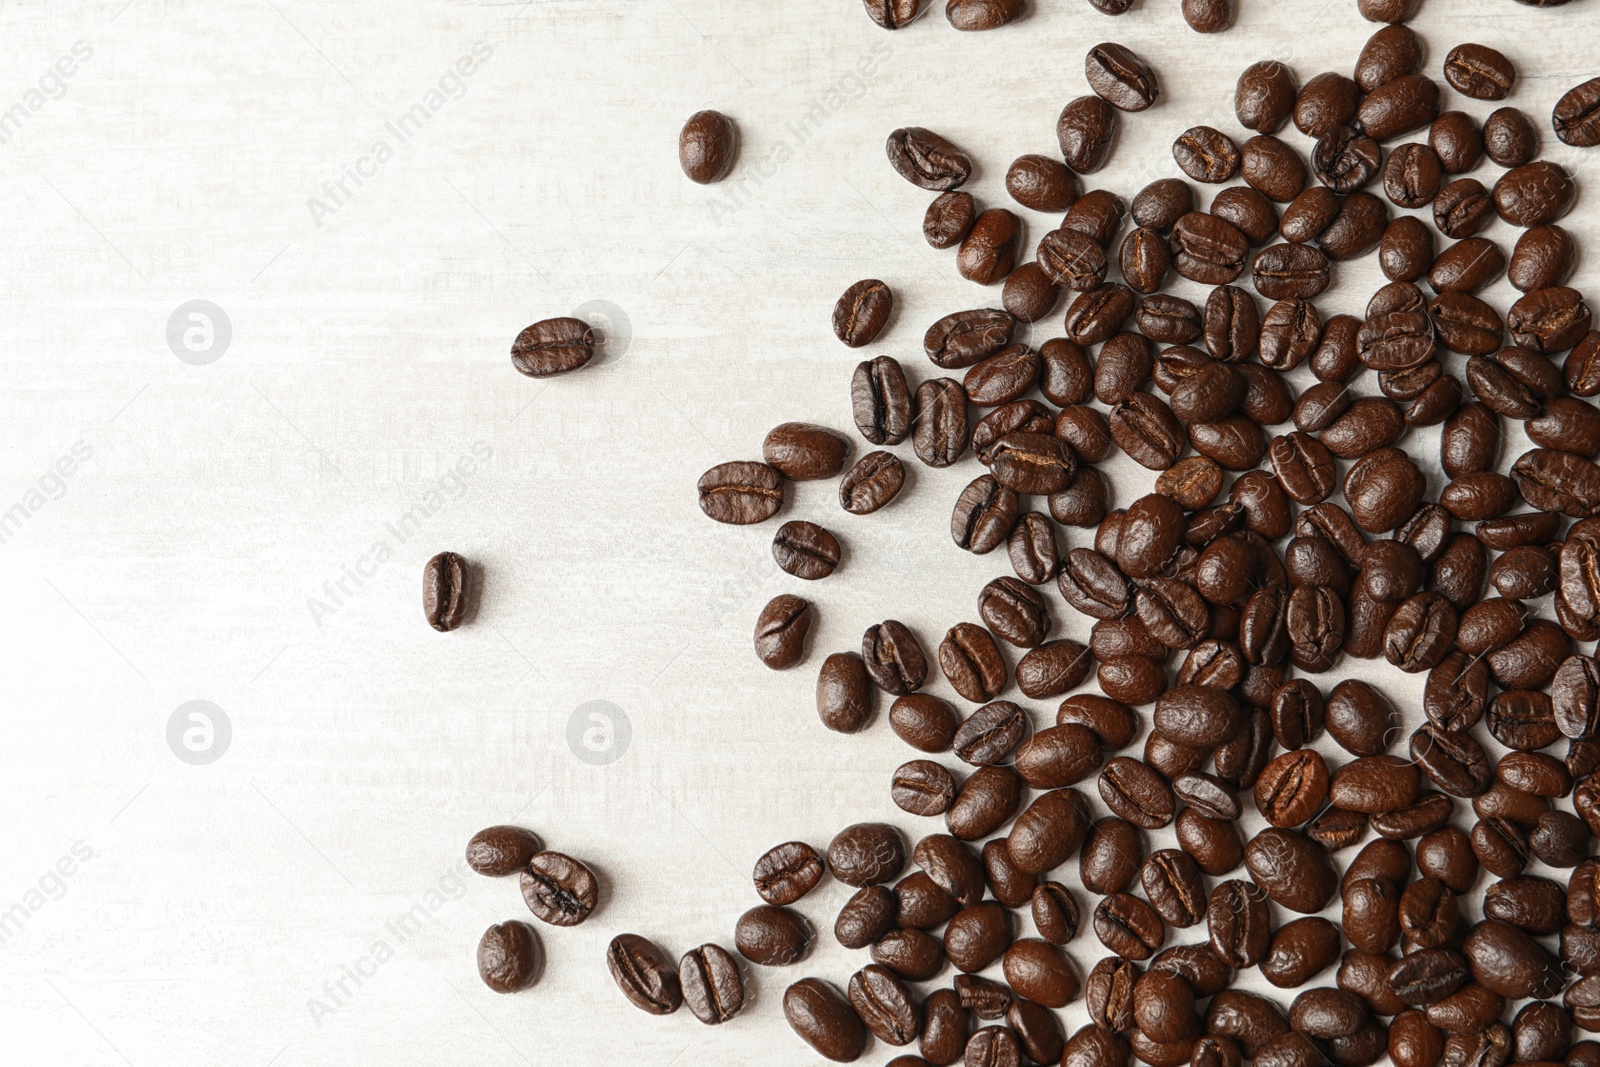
xmin=3 ymin=0 xmax=1599 ymax=1063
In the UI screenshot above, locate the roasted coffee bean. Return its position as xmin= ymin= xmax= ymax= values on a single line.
xmin=1082 ymin=816 xmax=1145 ymax=895
xmin=926 ymin=190 xmax=978 ymax=249
xmin=1411 ymin=722 xmax=1492 ymax=797
xmin=947 ymin=765 xmax=1022 ymax=841
xmin=1332 ymin=755 xmax=1421 ymax=813
xmin=959 ymin=208 xmax=1023 ymax=285
xmin=520 ymin=851 xmax=599 ymax=927
xmin=818 ymin=651 xmax=875 ymax=734
xmin=839 ymin=451 xmax=905 ymax=515
xmin=1172 ymin=213 xmax=1249 ymax=285
xmin=1004 ymin=938 xmax=1080 ymax=1008
xmin=1511 ymin=286 xmax=1593 ymax=355
xmin=1556 ymin=76 xmax=1600 ymax=147
xmin=1237 ymin=61 xmax=1298 ymax=134
xmin=954 ymin=701 xmax=1028 ymax=767
xmin=1314 ymin=127 xmax=1382 ymax=193
xmin=1431 ymin=111 xmax=1484 ymax=174
xmin=736 ymin=904 xmax=814 ymax=966
xmin=511 ymin=316 xmax=596 ymax=377
xmin=1001 ymin=262 xmax=1060 ymax=323
xmin=785 ymin=978 xmax=868 ymax=1062
xmin=890 ymin=694 xmax=960 ymax=753
xmin=1057 ymin=94 xmax=1118 ymax=174
xmin=1030 ymin=880 xmax=1081 ymax=945
xmin=864 ymin=0 xmax=922 ymax=28
xmin=852 ymin=356 xmax=913 ymax=445
xmin=1208 ymin=880 xmax=1272 ymax=967
xmin=1345 ymin=447 xmax=1425 ymax=532
xmin=966 ymin=345 xmax=1040 ymax=408
xmin=847 ymin=964 xmax=919 ymax=1046
xmin=927 ymin=309 xmax=1018 ymax=370
xmin=833 ymin=280 xmax=893 ymax=349
xmin=609 ymin=933 xmax=681 ymax=1014
xmin=1252 ymin=243 xmax=1330 ymax=300
xmin=1214 ymin=185 xmax=1282 ymax=244
xmin=1355 ymin=22 xmax=1422 ymax=90
xmin=1259 ymin=299 xmax=1322 ymax=371
xmin=1143 ymin=849 xmax=1208 ymax=929
xmin=1357 ymin=73 xmax=1440 ymax=141
xmin=954 ymin=973 xmax=1011 ymax=1020
xmin=478 ymin=921 xmax=541 ymax=993
xmin=952 ymin=476 xmax=1020 ymax=555
xmin=1296 ymin=71 xmax=1363 ymax=139
xmin=1246 ymin=827 xmax=1338 ymax=913
xmin=1319 ymin=192 xmax=1389 ymax=260
xmin=1380 ymin=216 xmax=1433 ymax=281
xmin=893 ymin=761 xmax=957 ymax=817
xmin=1097 ymin=892 xmax=1166 ymax=961
xmin=1281 ymin=187 xmax=1341 ymax=244
xmin=1086 ymin=43 xmax=1158 ymax=112
xmin=678 ymin=943 xmax=744 ymax=1025
xmin=679 ymin=109 xmax=737 ymax=184
xmin=756 ymin=594 xmax=814 ymax=670
xmin=1174 ymin=127 xmax=1241 ymax=184
xmin=423 ymin=550 xmax=469 ymax=632
xmin=1008 ymin=153 xmax=1079 ymax=213
xmin=1434 ymin=178 xmax=1495 ymax=240
xmin=773 ymin=521 xmax=842 ymax=581
xmin=1008 ymin=788 xmax=1092 ymax=873
xmin=945 ymin=900 xmax=1014 ymax=973
xmin=699 ymin=461 xmax=784 ymax=525
xmin=946 ymin=0 xmax=1026 ymax=29
xmin=1481 ymin=108 xmax=1538 ymax=174
xmin=828 ymin=823 xmax=906 ymax=890
xmin=1158 ymin=457 xmax=1226 ymax=512
xmin=1497 ymin=162 xmax=1577 ymax=228
xmin=887 ymin=127 xmax=971 ymax=190
xmin=466 ymin=825 xmax=541 ymax=878
xmin=1261 ymin=917 xmax=1341 ymax=989
xmin=836 ymin=886 xmax=897 ymax=952
xmin=1464 ymin=919 xmax=1564 ymax=999
xmin=752 ymin=842 xmax=825 ymax=908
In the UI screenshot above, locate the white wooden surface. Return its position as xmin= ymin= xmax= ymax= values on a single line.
xmin=3 ymin=1 xmax=1599 ymax=1062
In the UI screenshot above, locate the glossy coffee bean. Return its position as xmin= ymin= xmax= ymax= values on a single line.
xmin=478 ymin=921 xmax=542 ymax=993
xmin=521 ymin=851 xmax=600 ymax=927
xmin=608 ymin=933 xmax=681 ymax=1014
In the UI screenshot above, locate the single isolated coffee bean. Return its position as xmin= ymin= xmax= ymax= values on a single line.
xmin=423 ymin=551 xmax=469 ymax=632
xmin=1086 ymin=43 xmax=1160 ymax=112
xmin=521 ymin=851 xmax=599 ymax=926
xmin=679 ymin=110 xmax=738 ymax=184
xmin=466 ymin=825 xmax=541 ymax=877
xmin=698 ymin=461 xmax=784 ymax=525
xmin=773 ymin=521 xmax=841 ymax=580
xmin=886 ymin=127 xmax=971 ymax=190
xmin=478 ymin=921 xmax=541 ymax=993
xmin=511 ymin=317 xmax=596 ymax=378
xmin=863 ymin=0 xmax=922 ymax=29
xmin=765 ymin=423 xmax=851 ymax=481
xmin=679 ymin=944 xmax=744 ymax=1025
xmin=754 ymin=842 xmax=825 ymax=906
xmin=832 ymin=280 xmax=892 ymax=349
xmin=947 ymin=0 xmax=1026 ymax=31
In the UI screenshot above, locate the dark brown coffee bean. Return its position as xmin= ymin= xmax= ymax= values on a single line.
xmin=835 ymin=886 xmax=896 ymax=951
xmin=1100 ymin=756 xmax=1177 ymax=829
xmin=1008 ymin=153 xmax=1078 ymax=212
xmin=1556 ymin=77 xmax=1600 ymax=147
xmin=839 ymin=451 xmax=904 ymax=515
xmin=887 ymin=127 xmax=971 ymax=191
xmin=699 ymin=461 xmax=784 ymax=525
xmin=847 ymin=964 xmax=919 ymax=1046
xmin=680 ymin=110 xmax=737 ymax=184
xmin=1143 ymin=848 xmax=1208 ymax=929
xmin=893 ymin=760 xmax=957 ymax=817
xmin=864 ymin=0 xmax=922 ymax=28
xmin=1252 ymin=243 xmax=1330 ymax=300
xmin=1172 ymin=213 xmax=1248 ymax=285
xmin=946 ymin=0 xmax=1026 ymax=29
xmin=1008 ymin=788 xmax=1092 ymax=874
xmin=1358 ymin=73 xmax=1440 ymax=141
xmin=953 ymin=474 xmax=1021 ymax=554
xmin=1057 ymin=94 xmax=1118 ymax=174
xmin=959 ymin=209 xmax=1023 ymax=286
xmin=829 ymin=823 xmax=906 ymax=889
xmin=520 ymin=851 xmax=601 ymax=927
xmin=773 ymin=521 xmax=841 ymax=581
xmin=422 ymin=550 xmax=469 ymax=632
xmin=1174 ymin=126 xmax=1240 ymax=183
xmin=818 ymin=651 xmax=875 ymax=734
xmin=1380 ymin=216 xmax=1433 ymax=281
xmin=1001 ymin=262 xmax=1060 ymax=324
xmin=511 ymin=316 xmax=595 ymax=378
xmin=679 ymin=943 xmax=743 ymax=1025
xmin=1096 ymin=891 xmax=1166 ymax=961
xmin=1314 ymin=127 xmax=1382 ymax=193
xmin=940 ymin=623 xmax=1007 ymax=703
xmin=1442 ymin=42 xmax=1513 ymax=100
xmin=1345 ymin=447 xmax=1425 ymax=532
xmin=1213 ymin=186 xmax=1282 ymax=244
xmin=755 ymin=594 xmax=814 ymax=670
xmin=926 ymin=190 xmax=978 ymax=249
xmin=1086 ymin=42 xmax=1158 ymax=111
xmin=954 ymin=700 xmax=1028 ymax=766
xmin=852 ymin=356 xmax=912 ymax=446
xmin=1208 ymin=880 xmax=1272 ymax=967
xmin=1296 ymin=72 xmax=1362 ymax=139
xmin=1237 ymin=61 xmax=1298 ymax=134
xmin=1496 ymin=161 xmax=1578 ymax=228
xmin=1064 ymin=187 xmax=1127 ymax=248
xmin=608 ymin=933 xmax=681 ymax=1014
xmin=477 ymin=921 xmax=541 ymax=993
xmin=927 ymin=308 xmax=1018 ymax=370
xmin=833 ymin=280 xmax=892 ymax=348
xmin=1431 ymin=111 xmax=1484 ymax=174
xmin=1261 ymin=917 xmax=1341 ymax=990
xmin=785 ymin=978 xmax=868 ymax=1061
xmin=1514 ymin=449 xmax=1600 ymax=518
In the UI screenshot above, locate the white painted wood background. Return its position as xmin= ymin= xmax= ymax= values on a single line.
xmin=2 ymin=0 xmax=1598 ymax=1062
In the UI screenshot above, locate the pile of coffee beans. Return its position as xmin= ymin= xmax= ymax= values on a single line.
xmin=465 ymin=826 xmax=599 ymax=992
xmin=676 ymin=1 xmax=1600 ymax=1064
